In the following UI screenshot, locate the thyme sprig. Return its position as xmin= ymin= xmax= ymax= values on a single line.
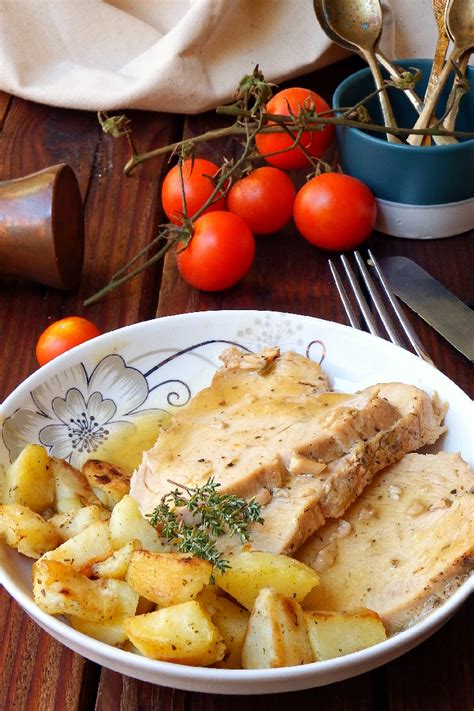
xmin=148 ymin=477 xmax=263 ymax=572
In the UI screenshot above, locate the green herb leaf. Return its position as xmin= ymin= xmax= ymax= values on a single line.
xmin=148 ymin=477 xmax=263 ymax=572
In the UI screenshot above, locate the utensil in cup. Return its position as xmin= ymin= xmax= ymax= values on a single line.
xmin=314 ymin=0 xmax=454 ymax=145
xmin=407 ymin=0 xmax=474 ymax=146
xmin=422 ymin=0 xmax=451 ymax=145
xmin=0 ymin=163 xmax=84 ymax=289
xmin=322 ymin=0 xmax=401 ymax=143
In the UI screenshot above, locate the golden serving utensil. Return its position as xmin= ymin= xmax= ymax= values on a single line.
xmin=442 ymin=47 xmax=472 ymax=133
xmin=407 ymin=0 xmax=473 ymax=146
xmin=422 ymin=0 xmax=451 ymax=144
xmin=314 ymin=0 xmax=454 ymax=145
xmin=323 ymin=0 xmax=401 ymax=143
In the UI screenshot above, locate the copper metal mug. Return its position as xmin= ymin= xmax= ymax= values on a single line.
xmin=0 ymin=163 xmax=84 ymax=289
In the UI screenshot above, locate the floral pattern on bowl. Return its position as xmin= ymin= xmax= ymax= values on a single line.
xmin=2 ymin=318 xmax=326 ymax=467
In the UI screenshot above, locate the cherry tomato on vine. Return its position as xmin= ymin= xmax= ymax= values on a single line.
xmin=293 ymin=172 xmax=377 ymax=251
xmin=36 ymin=317 xmax=101 ymax=366
xmin=161 ymin=158 xmax=226 ymax=224
xmin=255 ymin=87 xmax=334 ymax=170
xmin=176 ymin=211 xmax=255 ymax=291
xmin=227 ymin=167 xmax=296 ymax=235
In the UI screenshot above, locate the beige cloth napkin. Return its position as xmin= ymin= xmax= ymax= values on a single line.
xmin=0 ymin=0 xmax=440 ymax=114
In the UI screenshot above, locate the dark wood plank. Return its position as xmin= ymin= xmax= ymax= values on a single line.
xmin=0 ymin=99 xmax=178 ymax=711
xmin=0 ymin=97 xmax=103 ymax=711
xmin=95 ymin=667 xmax=377 ymax=711
xmin=0 ymin=96 xmax=102 ymax=403
xmin=0 ymin=91 xmax=12 ymax=129
xmin=0 ymin=587 xmax=86 ymax=711
xmin=386 ymin=597 xmax=473 ymax=711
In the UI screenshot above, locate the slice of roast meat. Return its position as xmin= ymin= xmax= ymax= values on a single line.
xmin=131 ymin=348 xmax=446 ymax=554
xmin=298 ymin=452 xmax=473 ymax=633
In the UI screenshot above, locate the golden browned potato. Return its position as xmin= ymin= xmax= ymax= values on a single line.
xmin=214 ymin=551 xmax=319 ymax=610
xmin=69 ymin=579 xmax=139 ymax=646
xmin=126 ymin=550 xmax=212 ymax=606
xmin=305 ymin=609 xmax=387 ymax=660
xmin=108 ymin=495 xmax=164 ymax=552
xmin=49 ymin=504 xmax=110 ymax=540
xmin=50 ymin=457 xmax=101 ymax=514
xmin=124 ymin=601 xmax=226 ymax=665
xmin=82 ymin=459 xmax=130 ymax=509
xmin=195 ymin=584 xmax=222 ymax=614
xmin=32 ymin=559 xmax=123 ymax=621
xmin=42 ymin=520 xmax=113 ymax=575
xmin=211 ymin=597 xmax=250 ymax=668
xmin=92 ymin=540 xmax=140 ymax=580
xmin=241 ymin=587 xmax=314 ymax=669
xmin=0 ymin=503 xmax=62 ymax=558
xmin=4 ymin=444 xmax=54 ymax=512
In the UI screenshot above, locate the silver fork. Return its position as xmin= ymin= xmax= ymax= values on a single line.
xmin=329 ymin=249 xmax=435 ymax=366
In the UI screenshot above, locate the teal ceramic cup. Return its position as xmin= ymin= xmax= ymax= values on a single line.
xmin=332 ymin=59 xmax=474 ymax=237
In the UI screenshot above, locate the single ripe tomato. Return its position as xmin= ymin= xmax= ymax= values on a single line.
xmin=255 ymin=87 xmax=334 ymax=170
xmin=227 ymin=167 xmax=296 ymax=235
xmin=177 ymin=211 xmax=255 ymax=291
xmin=36 ymin=317 xmax=101 ymax=366
xmin=161 ymin=158 xmax=226 ymax=224
xmin=293 ymin=173 xmax=377 ymax=251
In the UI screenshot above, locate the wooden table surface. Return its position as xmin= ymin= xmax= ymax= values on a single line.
xmin=0 ymin=58 xmax=472 ymax=710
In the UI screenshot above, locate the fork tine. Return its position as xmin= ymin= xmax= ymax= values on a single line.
xmin=340 ymin=254 xmax=381 ymax=337
xmin=367 ymin=250 xmax=435 ymax=366
xmin=353 ymin=251 xmax=404 ymax=348
xmin=328 ymin=259 xmax=362 ymax=329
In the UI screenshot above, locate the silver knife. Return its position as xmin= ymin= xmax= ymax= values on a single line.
xmin=377 ymin=256 xmax=474 ymax=362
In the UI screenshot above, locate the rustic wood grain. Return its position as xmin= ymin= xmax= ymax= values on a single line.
xmin=0 ymin=587 xmax=87 ymax=711
xmin=95 ymin=667 xmax=377 ymax=711
xmin=0 ymin=99 xmax=177 ymax=711
xmin=1 ymin=57 xmax=473 ymax=711
xmin=0 ymin=91 xmax=12 ymax=129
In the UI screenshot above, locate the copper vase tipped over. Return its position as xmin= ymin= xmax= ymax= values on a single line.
xmin=0 ymin=163 xmax=84 ymax=289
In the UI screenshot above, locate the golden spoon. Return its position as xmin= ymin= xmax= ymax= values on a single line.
xmin=322 ymin=0 xmax=401 ymax=143
xmin=315 ymin=0 xmax=454 ymax=145
xmin=422 ymin=0 xmax=451 ymax=145
xmin=407 ymin=0 xmax=473 ymax=146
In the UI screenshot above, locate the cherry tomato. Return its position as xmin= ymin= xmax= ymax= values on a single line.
xmin=255 ymin=87 xmax=334 ymax=170
xmin=227 ymin=167 xmax=296 ymax=235
xmin=161 ymin=158 xmax=226 ymax=224
xmin=176 ymin=211 xmax=255 ymax=291
xmin=36 ymin=317 xmax=101 ymax=366
xmin=293 ymin=173 xmax=377 ymax=251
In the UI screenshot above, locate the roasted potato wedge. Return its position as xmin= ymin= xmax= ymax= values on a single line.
xmin=4 ymin=444 xmax=54 ymax=512
xmin=214 ymin=551 xmax=319 ymax=610
xmin=0 ymin=503 xmax=62 ymax=558
xmin=108 ymin=495 xmax=164 ymax=552
xmin=305 ymin=609 xmax=387 ymax=660
xmin=92 ymin=540 xmax=140 ymax=579
xmin=241 ymin=587 xmax=314 ymax=669
xmin=49 ymin=504 xmax=110 ymax=540
xmin=82 ymin=459 xmax=130 ymax=509
xmin=33 ymin=559 xmax=122 ymax=621
xmin=51 ymin=457 xmax=101 ymax=514
xmin=69 ymin=579 xmax=139 ymax=645
xmin=126 ymin=550 xmax=212 ymax=606
xmin=211 ymin=597 xmax=250 ymax=668
xmin=42 ymin=520 xmax=113 ymax=575
xmin=124 ymin=601 xmax=226 ymax=665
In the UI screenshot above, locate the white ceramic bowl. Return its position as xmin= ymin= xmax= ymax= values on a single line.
xmin=1 ymin=311 xmax=472 ymax=694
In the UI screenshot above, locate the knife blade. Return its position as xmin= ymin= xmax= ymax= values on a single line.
xmin=377 ymin=257 xmax=474 ymax=362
